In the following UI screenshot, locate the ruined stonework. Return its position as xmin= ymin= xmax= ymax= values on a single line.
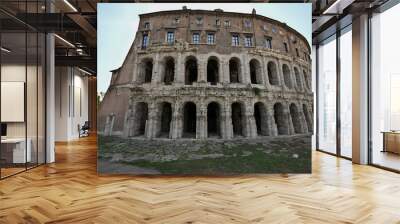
xmin=98 ymin=8 xmax=313 ymax=140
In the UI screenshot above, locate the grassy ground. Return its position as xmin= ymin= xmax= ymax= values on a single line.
xmin=98 ymin=135 xmax=311 ymax=175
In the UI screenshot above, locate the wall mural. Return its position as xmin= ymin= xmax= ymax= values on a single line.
xmin=97 ymin=3 xmax=313 ymax=175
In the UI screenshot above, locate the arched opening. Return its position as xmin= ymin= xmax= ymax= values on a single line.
xmin=250 ymin=59 xmax=262 ymax=84
xmin=183 ymin=102 xmax=196 ymax=138
xmin=267 ymin=61 xmax=279 ymax=85
xmin=282 ymin=64 xmax=292 ymax=89
xmin=303 ymin=70 xmax=310 ymax=90
xmin=229 ymin=57 xmax=241 ymax=83
xmin=274 ymin=103 xmax=289 ymax=135
xmin=207 ymin=57 xmax=219 ymax=85
xmin=254 ymin=102 xmax=269 ymax=136
xmin=294 ymin=67 xmax=302 ymax=90
xmin=185 ymin=56 xmax=198 ymax=85
xmin=134 ymin=102 xmax=148 ymax=136
xmin=303 ymin=104 xmax=312 ymax=133
xmin=207 ymin=102 xmax=221 ymax=138
xmin=290 ymin=103 xmax=302 ymax=134
xmin=138 ymin=59 xmax=153 ymax=84
xmin=159 ymin=102 xmax=172 ymax=137
xmin=163 ymin=57 xmax=175 ymax=85
xmin=231 ymin=102 xmax=245 ymax=136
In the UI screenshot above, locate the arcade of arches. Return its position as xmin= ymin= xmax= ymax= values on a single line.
xmin=104 ymin=53 xmax=312 ymax=139
xmin=123 ymin=99 xmax=313 ymax=139
xmin=136 ymin=55 xmax=311 ymax=90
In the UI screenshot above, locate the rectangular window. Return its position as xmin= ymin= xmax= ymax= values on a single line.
xmin=339 ymin=27 xmax=352 ymax=158
xmin=142 ymin=34 xmax=149 ymax=48
xmin=174 ymin=18 xmax=180 ymax=24
xmin=370 ymin=5 xmax=400 ymax=171
xmin=232 ymin=34 xmax=239 ymax=46
xmin=265 ymin=38 xmax=272 ymax=49
xmin=192 ymin=33 xmax=200 ymax=44
xmin=144 ymin=22 xmax=150 ymax=29
xmin=207 ymin=33 xmax=215 ymax=45
xmin=196 ymin=17 xmax=203 ymax=25
xmin=283 ymin=42 xmax=289 ymax=52
xmin=166 ymin=31 xmax=174 ymax=44
xmin=216 ymin=19 xmax=220 ymax=26
xmin=318 ymin=35 xmax=337 ymax=155
xmin=244 ymin=20 xmax=252 ymax=28
xmin=245 ymin=36 xmax=253 ymax=47
xmin=296 ymin=48 xmax=299 ymax=57
xmin=224 ymin=20 xmax=231 ymax=27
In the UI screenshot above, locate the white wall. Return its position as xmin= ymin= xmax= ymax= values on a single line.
xmin=55 ymin=66 xmax=89 ymax=141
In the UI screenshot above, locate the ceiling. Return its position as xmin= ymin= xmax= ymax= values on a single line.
xmin=311 ymin=0 xmax=390 ymax=44
xmin=0 ymin=0 xmax=99 ymax=75
xmin=1 ymin=0 xmax=395 ymax=75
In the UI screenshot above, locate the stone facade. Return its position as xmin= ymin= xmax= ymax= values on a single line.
xmin=98 ymin=8 xmax=313 ymax=139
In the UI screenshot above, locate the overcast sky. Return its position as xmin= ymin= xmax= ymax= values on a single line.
xmin=98 ymin=3 xmax=311 ymax=93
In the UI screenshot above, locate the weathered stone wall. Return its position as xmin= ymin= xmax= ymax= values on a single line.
xmin=98 ymin=87 xmax=130 ymax=135
xmin=98 ymin=8 xmax=313 ymax=139
xmin=137 ymin=9 xmax=310 ymax=58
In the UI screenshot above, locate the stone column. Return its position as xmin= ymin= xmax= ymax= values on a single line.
xmin=170 ymin=101 xmax=182 ymax=139
xmin=286 ymin=103 xmax=295 ymax=135
xmin=308 ymin=103 xmax=314 ymax=131
xmin=145 ymin=102 xmax=158 ymax=139
xmin=307 ymin=68 xmax=312 ymax=93
xmin=239 ymin=59 xmax=246 ymax=84
xmin=261 ymin=57 xmax=271 ymax=88
xmin=152 ymin=53 xmax=161 ymax=84
xmin=244 ymin=101 xmax=257 ymax=138
xmin=258 ymin=59 xmax=266 ymax=86
xmin=289 ymin=63 xmax=297 ymax=91
xmin=277 ymin=59 xmax=285 ymax=90
xmin=266 ymin=104 xmax=278 ymax=136
xmin=175 ymin=53 xmax=184 ymax=84
xmin=297 ymin=103 xmax=308 ymax=133
xmin=196 ymin=101 xmax=207 ymax=139
xmin=133 ymin=60 xmax=142 ymax=84
xmin=242 ymin=54 xmax=251 ymax=84
xmin=155 ymin=104 xmax=162 ymax=137
xmin=299 ymin=67 xmax=305 ymax=92
xmin=221 ymin=59 xmax=230 ymax=84
xmin=198 ymin=55 xmax=206 ymax=83
xmin=123 ymin=103 xmax=134 ymax=138
xmin=221 ymin=100 xmax=233 ymax=139
xmin=303 ymin=68 xmax=311 ymax=93
xmin=131 ymin=55 xmax=139 ymax=83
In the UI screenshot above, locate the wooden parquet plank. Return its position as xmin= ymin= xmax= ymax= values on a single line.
xmin=0 ymin=135 xmax=399 ymax=223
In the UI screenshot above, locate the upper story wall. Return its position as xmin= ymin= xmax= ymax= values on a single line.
xmin=134 ymin=9 xmax=310 ymax=59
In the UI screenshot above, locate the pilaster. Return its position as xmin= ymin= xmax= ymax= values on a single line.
xmin=221 ymin=100 xmax=233 ymax=139
xmin=176 ymin=52 xmax=184 ymax=84
xmin=145 ymin=102 xmax=158 ymax=138
xmin=170 ymin=101 xmax=182 ymax=139
xmin=152 ymin=53 xmax=161 ymax=84
xmin=197 ymin=101 xmax=207 ymax=139
xmin=198 ymin=56 xmax=206 ymax=82
xmin=266 ymin=105 xmax=278 ymax=136
xmin=242 ymin=54 xmax=251 ymax=84
xmin=286 ymin=103 xmax=295 ymax=135
xmin=244 ymin=102 xmax=257 ymax=138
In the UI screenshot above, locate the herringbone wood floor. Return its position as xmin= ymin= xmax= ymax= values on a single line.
xmin=1 ymin=135 xmax=400 ymax=224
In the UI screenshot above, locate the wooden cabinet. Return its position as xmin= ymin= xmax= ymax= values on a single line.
xmin=382 ymin=132 xmax=400 ymax=154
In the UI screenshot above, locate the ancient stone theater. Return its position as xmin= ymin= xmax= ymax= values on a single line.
xmin=98 ymin=7 xmax=313 ymax=140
